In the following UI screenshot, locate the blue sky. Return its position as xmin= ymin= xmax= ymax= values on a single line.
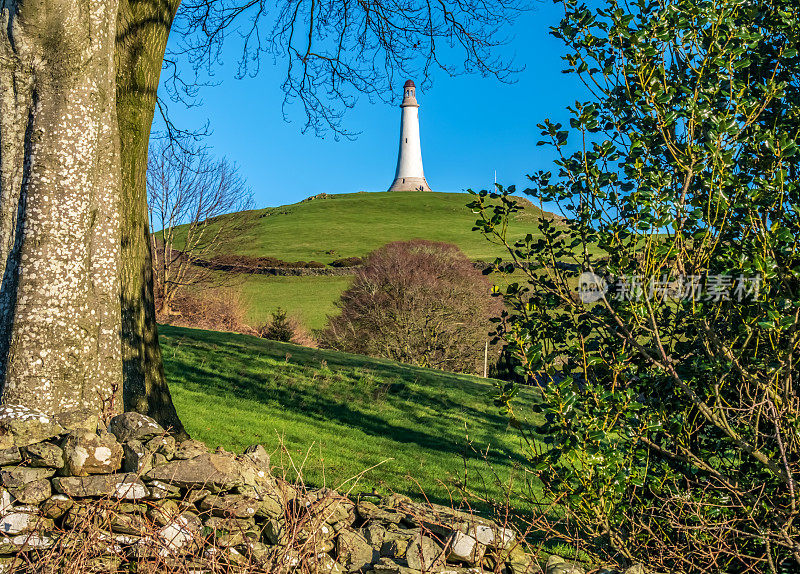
xmin=158 ymin=2 xmax=584 ymax=208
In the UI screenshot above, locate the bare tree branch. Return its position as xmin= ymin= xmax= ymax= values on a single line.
xmin=168 ymin=0 xmax=528 ymax=138
xmin=147 ymin=138 xmax=254 ymax=316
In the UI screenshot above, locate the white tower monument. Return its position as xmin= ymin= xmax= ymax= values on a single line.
xmin=388 ymin=80 xmax=432 ymax=191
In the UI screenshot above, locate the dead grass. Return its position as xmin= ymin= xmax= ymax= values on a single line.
xmin=157 ymin=287 xmax=255 ymax=336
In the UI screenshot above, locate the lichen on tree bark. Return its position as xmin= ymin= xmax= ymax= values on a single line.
xmin=0 ymin=0 xmax=124 ymax=414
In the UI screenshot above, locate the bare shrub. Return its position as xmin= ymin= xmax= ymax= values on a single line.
xmin=157 ymin=287 xmax=254 ymax=335
xmin=148 ymin=138 xmax=254 ymax=317
xmin=319 ymin=240 xmax=499 ymax=374
xmin=288 ymin=324 xmax=317 ymax=348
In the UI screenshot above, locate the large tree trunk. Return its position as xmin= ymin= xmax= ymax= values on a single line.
xmin=0 ymin=0 xmax=123 ymax=414
xmin=116 ymin=0 xmax=187 ymax=438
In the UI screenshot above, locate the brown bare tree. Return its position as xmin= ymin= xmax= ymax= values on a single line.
xmin=320 ymin=240 xmax=499 ymax=374
xmin=0 ymin=0 xmax=527 ymax=428
xmin=147 ymin=139 xmax=252 ymax=317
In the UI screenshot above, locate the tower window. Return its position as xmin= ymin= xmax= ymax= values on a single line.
xmin=405 ymin=138 xmax=407 ymax=143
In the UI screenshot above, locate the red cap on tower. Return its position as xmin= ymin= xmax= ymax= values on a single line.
xmin=400 ymin=80 xmax=419 ymax=108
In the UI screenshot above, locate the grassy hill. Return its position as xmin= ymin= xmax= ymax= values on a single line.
xmin=200 ymin=191 xmax=548 ymax=264
xmin=237 ymin=275 xmax=354 ymax=330
xmin=161 ymin=324 xmax=541 ymax=512
xmin=182 ymin=191 xmax=549 ymax=330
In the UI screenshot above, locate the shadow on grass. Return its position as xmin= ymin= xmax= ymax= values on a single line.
xmin=160 ymin=325 xmax=537 ymax=477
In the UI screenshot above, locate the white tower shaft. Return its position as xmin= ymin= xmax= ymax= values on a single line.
xmin=388 ymin=81 xmax=431 ymax=191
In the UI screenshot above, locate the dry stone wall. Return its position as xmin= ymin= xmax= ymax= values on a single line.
xmin=0 ymin=406 xmax=645 ymax=574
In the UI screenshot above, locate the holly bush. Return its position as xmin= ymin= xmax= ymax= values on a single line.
xmin=470 ymin=0 xmax=800 ymax=571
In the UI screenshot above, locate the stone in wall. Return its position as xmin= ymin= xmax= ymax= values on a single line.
xmin=0 ymin=405 xmax=658 ymax=574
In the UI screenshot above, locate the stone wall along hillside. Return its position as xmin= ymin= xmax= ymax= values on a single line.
xmin=0 ymin=406 xmax=646 ymax=574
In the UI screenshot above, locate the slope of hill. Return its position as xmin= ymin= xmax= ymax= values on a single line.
xmin=179 ymin=191 xmax=550 ymax=330
xmin=161 ymin=324 xmax=541 ymax=511
xmin=199 ymin=191 xmax=549 ymax=263
xmin=237 ymin=275 xmax=353 ymax=330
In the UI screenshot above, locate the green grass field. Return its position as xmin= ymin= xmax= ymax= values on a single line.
xmin=236 ymin=267 xmax=527 ymax=331
xmin=161 ymin=324 xmax=541 ymax=511
xmin=196 ymin=191 xmax=547 ymax=263
xmin=238 ymin=275 xmax=353 ymax=330
xmin=190 ymin=191 xmax=549 ymax=330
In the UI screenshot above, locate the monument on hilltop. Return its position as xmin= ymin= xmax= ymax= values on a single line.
xmin=388 ymin=80 xmax=432 ymax=192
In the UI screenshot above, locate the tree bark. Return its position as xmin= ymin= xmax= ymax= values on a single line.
xmin=0 ymin=0 xmax=123 ymax=414
xmin=115 ymin=0 xmax=187 ymax=438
